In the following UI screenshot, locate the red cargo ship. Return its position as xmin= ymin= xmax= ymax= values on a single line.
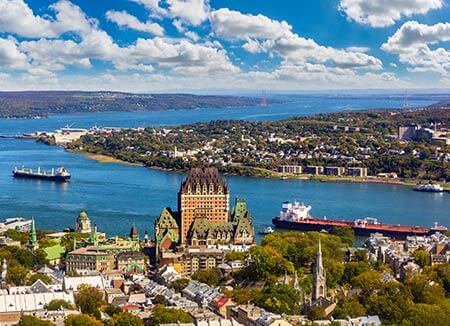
xmin=272 ymin=201 xmax=447 ymax=239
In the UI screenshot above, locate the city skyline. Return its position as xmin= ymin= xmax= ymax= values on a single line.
xmin=0 ymin=0 xmax=449 ymax=92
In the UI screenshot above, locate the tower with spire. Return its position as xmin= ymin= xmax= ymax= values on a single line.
xmin=1 ymin=258 xmax=7 ymax=282
xmin=312 ymin=239 xmax=326 ymax=301
xmin=28 ymin=217 xmax=38 ymax=250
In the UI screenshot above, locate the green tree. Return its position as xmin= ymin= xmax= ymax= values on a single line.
xmin=104 ymin=304 xmax=122 ymax=317
xmin=45 ymin=299 xmax=76 ymax=311
xmin=6 ymin=263 xmax=29 ymax=285
xmin=152 ymin=295 xmax=168 ymax=306
xmin=257 ymin=285 xmax=301 ymax=315
xmin=27 ymin=273 xmax=53 ymax=285
xmin=332 ymin=226 xmax=354 ymax=247
xmin=18 ymin=316 xmax=55 ymax=326
xmin=340 ymin=261 xmax=370 ymax=285
xmin=170 ymin=278 xmax=190 ymax=292
xmin=406 ymin=275 xmax=445 ymax=304
xmin=75 ymin=285 xmax=105 ymax=319
xmin=108 ymin=312 xmax=143 ymax=326
xmin=333 ymin=296 xmax=366 ymax=319
xmin=149 ymin=306 xmax=194 ymax=325
xmin=308 ymin=306 xmax=327 ymax=321
xmin=413 ymin=250 xmax=431 ymax=268
xmin=406 ymin=303 xmax=450 ymax=326
xmin=64 ymin=314 xmax=103 ymax=326
xmin=192 ymin=269 xmax=221 ymax=286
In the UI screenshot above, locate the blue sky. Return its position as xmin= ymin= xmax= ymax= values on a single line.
xmin=0 ymin=0 xmax=449 ymax=92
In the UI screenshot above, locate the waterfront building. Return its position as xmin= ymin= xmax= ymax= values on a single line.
xmin=324 ymin=166 xmax=346 ymax=176
xmin=75 ymin=210 xmax=92 ymax=233
xmin=154 ymin=167 xmax=255 ymax=259
xmin=346 ymin=167 xmax=368 ymax=177
xmin=277 ymin=165 xmax=302 ymax=175
xmin=304 ymin=166 xmax=324 ymax=175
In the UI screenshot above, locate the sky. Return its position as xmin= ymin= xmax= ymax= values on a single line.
xmin=0 ymin=0 xmax=450 ymax=92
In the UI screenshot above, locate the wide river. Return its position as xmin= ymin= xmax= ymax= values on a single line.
xmin=0 ymin=96 xmax=448 ymax=239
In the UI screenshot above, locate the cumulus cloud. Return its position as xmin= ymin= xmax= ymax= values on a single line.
xmin=0 ymin=37 xmax=28 ymax=69
xmin=339 ymin=0 xmax=443 ymax=28
xmin=167 ymin=0 xmax=210 ymax=26
xmin=0 ymin=0 xmax=95 ymax=38
xmin=106 ymin=10 xmax=164 ymax=35
xmin=382 ymin=21 xmax=450 ymax=75
xmin=210 ymin=8 xmax=292 ymax=40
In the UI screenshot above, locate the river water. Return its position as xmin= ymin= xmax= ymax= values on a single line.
xmin=0 ymin=96 xmax=448 ymax=238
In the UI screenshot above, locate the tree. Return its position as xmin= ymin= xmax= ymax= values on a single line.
xmin=152 ymin=295 xmax=168 ymax=306
xmin=6 ymin=263 xmax=29 ymax=285
xmin=413 ymin=250 xmax=431 ymax=268
xmin=18 ymin=316 xmax=55 ymax=326
xmin=406 ymin=303 xmax=450 ymax=326
xmin=231 ymin=288 xmax=261 ymax=305
xmin=332 ymin=226 xmax=354 ymax=247
xmin=308 ymin=306 xmax=327 ymax=321
xmin=27 ymin=273 xmax=53 ymax=285
xmin=257 ymin=284 xmax=301 ymax=315
xmin=340 ymin=261 xmax=370 ymax=285
xmin=149 ymin=306 xmax=194 ymax=325
xmin=333 ymin=296 xmax=366 ymax=319
xmin=108 ymin=312 xmax=143 ymax=326
xmin=406 ymin=275 xmax=445 ymax=304
xmin=104 ymin=304 xmax=122 ymax=317
xmin=45 ymin=299 xmax=76 ymax=311
xmin=75 ymin=285 xmax=105 ymax=319
xmin=170 ymin=278 xmax=190 ymax=292
xmin=192 ymin=269 xmax=221 ymax=286
xmin=64 ymin=314 xmax=103 ymax=326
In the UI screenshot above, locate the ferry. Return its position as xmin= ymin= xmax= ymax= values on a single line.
xmin=13 ymin=166 xmax=71 ymax=182
xmin=272 ymin=201 xmax=447 ymax=239
xmin=413 ymin=184 xmax=444 ymax=193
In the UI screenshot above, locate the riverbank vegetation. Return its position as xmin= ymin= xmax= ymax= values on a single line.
xmin=0 ymin=91 xmax=259 ymax=118
xmin=68 ymin=108 xmax=450 ymax=182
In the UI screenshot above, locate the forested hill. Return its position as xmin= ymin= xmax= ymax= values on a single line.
xmin=0 ymin=91 xmax=260 ymax=118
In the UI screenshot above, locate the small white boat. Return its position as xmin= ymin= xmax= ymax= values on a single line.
xmin=413 ymin=184 xmax=444 ymax=193
xmin=259 ymin=226 xmax=275 ymax=235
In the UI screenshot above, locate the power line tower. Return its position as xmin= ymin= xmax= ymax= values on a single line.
xmin=403 ymin=90 xmax=409 ymax=109
xmin=260 ymin=90 xmax=268 ymax=107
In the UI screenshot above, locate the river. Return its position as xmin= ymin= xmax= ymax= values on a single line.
xmin=0 ymin=95 xmax=448 ymax=238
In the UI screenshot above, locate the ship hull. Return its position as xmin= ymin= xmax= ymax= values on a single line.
xmin=13 ymin=171 xmax=70 ymax=182
xmin=272 ymin=217 xmax=431 ymax=239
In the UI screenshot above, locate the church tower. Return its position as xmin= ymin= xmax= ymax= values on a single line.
xmin=312 ymin=239 xmax=326 ymax=301
xmin=28 ymin=217 xmax=38 ymax=250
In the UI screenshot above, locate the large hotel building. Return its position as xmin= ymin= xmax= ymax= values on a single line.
xmin=178 ymin=167 xmax=230 ymax=244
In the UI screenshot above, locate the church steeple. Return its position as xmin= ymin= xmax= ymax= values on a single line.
xmin=28 ymin=217 xmax=38 ymax=250
xmin=312 ymin=239 xmax=326 ymax=301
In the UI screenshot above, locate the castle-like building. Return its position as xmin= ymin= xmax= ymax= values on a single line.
xmin=154 ymin=167 xmax=255 ymax=274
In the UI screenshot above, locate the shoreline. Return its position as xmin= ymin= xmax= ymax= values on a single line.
xmin=69 ymin=149 xmax=450 ymax=190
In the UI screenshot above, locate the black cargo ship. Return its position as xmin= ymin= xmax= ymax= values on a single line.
xmin=13 ymin=166 xmax=71 ymax=182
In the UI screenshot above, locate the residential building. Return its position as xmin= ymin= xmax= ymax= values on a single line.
xmin=346 ymin=167 xmax=368 ymax=177
xmin=324 ymin=166 xmax=346 ymax=176
xmin=304 ymin=166 xmax=324 ymax=175
xmin=229 ymin=305 xmax=292 ymax=326
xmin=277 ymin=165 xmax=302 ymax=175
xmin=398 ymin=125 xmax=418 ymax=140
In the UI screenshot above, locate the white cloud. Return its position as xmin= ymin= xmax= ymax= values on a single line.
xmin=167 ymin=0 xmax=210 ymax=26
xmin=0 ymin=37 xmax=28 ymax=69
xmin=339 ymin=0 xmax=444 ymax=28
xmin=210 ymin=8 xmax=292 ymax=40
xmin=106 ymin=10 xmax=164 ymax=35
xmin=382 ymin=21 xmax=450 ymax=75
xmin=129 ymin=0 xmax=168 ymax=17
xmin=0 ymin=0 xmax=95 ymax=38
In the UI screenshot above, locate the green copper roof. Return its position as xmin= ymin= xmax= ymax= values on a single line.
xmin=44 ymin=244 xmax=66 ymax=261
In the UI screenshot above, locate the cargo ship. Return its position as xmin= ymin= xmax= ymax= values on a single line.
xmin=12 ymin=166 xmax=71 ymax=182
xmin=272 ymin=201 xmax=447 ymax=238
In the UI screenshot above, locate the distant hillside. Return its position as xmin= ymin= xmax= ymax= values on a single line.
xmin=0 ymin=91 xmax=260 ymax=118
xmin=429 ymin=98 xmax=450 ymax=108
